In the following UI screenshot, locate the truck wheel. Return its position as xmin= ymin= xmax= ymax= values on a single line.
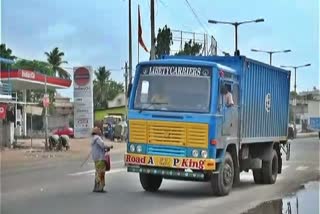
xmin=252 ymin=169 xmax=263 ymax=184
xmin=211 ymin=152 xmax=234 ymax=196
xmin=139 ymin=173 xmax=162 ymax=192
xmin=262 ymin=149 xmax=278 ymax=184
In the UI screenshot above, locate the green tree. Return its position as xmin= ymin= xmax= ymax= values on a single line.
xmin=45 ymin=47 xmax=69 ymax=79
xmin=0 ymin=44 xmax=16 ymax=59
xmin=106 ymin=81 xmax=124 ymax=101
xmin=0 ymin=43 xmax=16 ymax=70
xmin=93 ymin=66 xmax=124 ymax=110
xmin=93 ymin=66 xmax=111 ymax=109
xmin=13 ymin=59 xmax=56 ymax=108
xmin=155 ymin=25 xmax=173 ymax=58
xmin=176 ymin=39 xmax=203 ymax=56
xmin=13 ymin=59 xmax=54 ymax=76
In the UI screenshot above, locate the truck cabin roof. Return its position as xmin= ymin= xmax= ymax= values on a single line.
xmin=137 ymin=58 xmax=237 ymax=75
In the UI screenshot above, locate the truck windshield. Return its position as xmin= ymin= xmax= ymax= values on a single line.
xmin=133 ymin=65 xmax=212 ymax=113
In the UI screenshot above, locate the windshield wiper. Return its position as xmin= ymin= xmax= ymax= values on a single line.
xmin=138 ymin=102 xmax=168 ymax=113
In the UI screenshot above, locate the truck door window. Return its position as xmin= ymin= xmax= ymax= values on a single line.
xmin=219 ymin=82 xmax=233 ymax=105
xmin=140 ymin=80 xmax=149 ymax=103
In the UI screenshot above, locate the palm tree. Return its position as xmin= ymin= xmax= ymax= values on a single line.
xmin=45 ymin=47 xmax=69 ymax=79
xmin=94 ymin=66 xmax=111 ymax=109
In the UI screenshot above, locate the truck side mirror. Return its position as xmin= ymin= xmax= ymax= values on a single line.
xmin=127 ymin=83 xmax=132 ymax=98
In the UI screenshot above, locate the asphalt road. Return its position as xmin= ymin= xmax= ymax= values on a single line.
xmin=1 ymin=138 xmax=319 ymax=214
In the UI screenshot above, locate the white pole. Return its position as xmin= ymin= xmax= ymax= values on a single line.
xmin=44 ymin=75 xmax=48 ymax=150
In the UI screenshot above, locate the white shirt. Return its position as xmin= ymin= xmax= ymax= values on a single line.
xmin=224 ymin=92 xmax=234 ymax=106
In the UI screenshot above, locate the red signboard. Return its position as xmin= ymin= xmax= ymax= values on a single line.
xmin=0 ymin=103 xmax=7 ymax=119
xmin=0 ymin=69 xmax=72 ymax=88
xmin=74 ymin=67 xmax=90 ymax=86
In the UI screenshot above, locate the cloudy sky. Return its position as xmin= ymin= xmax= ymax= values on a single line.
xmin=1 ymin=0 xmax=319 ymax=98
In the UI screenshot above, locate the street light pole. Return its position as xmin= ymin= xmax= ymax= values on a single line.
xmin=235 ymin=24 xmax=238 ymax=56
xmin=269 ymin=52 xmax=272 ymax=65
xmin=251 ymin=49 xmax=291 ymax=65
xmin=280 ymin=64 xmax=311 ymax=137
xmin=208 ymin=18 xmax=264 ymax=56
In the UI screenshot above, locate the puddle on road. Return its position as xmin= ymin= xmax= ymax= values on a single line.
xmin=243 ymin=181 xmax=319 ymax=214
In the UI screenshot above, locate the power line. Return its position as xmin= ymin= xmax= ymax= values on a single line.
xmin=184 ymin=0 xmax=208 ymax=33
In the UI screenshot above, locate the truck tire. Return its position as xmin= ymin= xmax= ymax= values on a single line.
xmin=139 ymin=173 xmax=162 ymax=192
xmin=262 ymin=149 xmax=278 ymax=184
xmin=211 ymin=152 xmax=234 ymax=196
xmin=252 ymin=169 xmax=263 ymax=184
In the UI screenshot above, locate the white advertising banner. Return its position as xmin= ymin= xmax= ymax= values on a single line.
xmin=73 ymin=66 xmax=94 ymax=138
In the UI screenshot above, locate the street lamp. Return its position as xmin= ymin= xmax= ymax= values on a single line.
xmin=251 ymin=49 xmax=291 ymax=65
xmin=280 ymin=63 xmax=311 ymax=137
xmin=208 ymin=18 xmax=264 ymax=56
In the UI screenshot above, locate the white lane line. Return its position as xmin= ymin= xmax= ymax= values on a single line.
xmin=296 ymin=166 xmax=309 ymax=171
xmin=68 ymin=168 xmax=126 ymax=176
xmin=68 ymin=170 xmax=95 ymax=176
xmin=88 ymin=160 xmax=124 ymax=165
xmin=87 ymin=168 xmax=126 ymax=176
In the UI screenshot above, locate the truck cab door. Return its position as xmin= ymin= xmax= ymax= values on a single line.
xmin=218 ymin=80 xmax=239 ymax=137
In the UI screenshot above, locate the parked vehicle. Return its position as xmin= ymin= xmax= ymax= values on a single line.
xmin=124 ymin=55 xmax=291 ymax=196
xmin=309 ymin=117 xmax=320 ymax=139
xmin=53 ymin=126 xmax=74 ymax=138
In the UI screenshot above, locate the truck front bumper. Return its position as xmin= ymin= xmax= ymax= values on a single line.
xmin=124 ymin=153 xmax=216 ymax=179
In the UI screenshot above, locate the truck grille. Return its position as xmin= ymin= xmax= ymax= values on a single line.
xmin=129 ymin=120 xmax=208 ymax=149
xmin=147 ymin=145 xmax=186 ymax=157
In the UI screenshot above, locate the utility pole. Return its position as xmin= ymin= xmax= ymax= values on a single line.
xmin=124 ymin=62 xmax=128 ymax=117
xmin=44 ymin=75 xmax=48 ymax=151
xmin=150 ymin=0 xmax=156 ymax=60
xmin=128 ymin=0 xmax=133 ymax=83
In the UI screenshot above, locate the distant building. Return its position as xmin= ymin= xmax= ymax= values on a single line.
xmin=108 ymin=93 xmax=126 ymax=108
xmin=46 ymin=93 xmax=74 ymax=130
xmin=290 ymin=88 xmax=320 ymax=132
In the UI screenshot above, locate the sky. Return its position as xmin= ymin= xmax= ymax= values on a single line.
xmin=1 ymin=0 xmax=319 ymax=99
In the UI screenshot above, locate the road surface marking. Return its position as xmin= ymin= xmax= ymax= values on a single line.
xmin=296 ymin=166 xmax=309 ymax=171
xmin=68 ymin=168 xmax=126 ymax=176
xmin=87 ymin=168 xmax=126 ymax=176
xmin=68 ymin=170 xmax=95 ymax=176
xmin=88 ymin=160 xmax=124 ymax=165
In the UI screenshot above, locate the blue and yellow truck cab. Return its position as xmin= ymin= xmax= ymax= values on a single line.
xmin=124 ymin=55 xmax=291 ymax=196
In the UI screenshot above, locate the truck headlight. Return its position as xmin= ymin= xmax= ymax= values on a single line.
xmin=201 ymin=150 xmax=208 ymax=158
xmin=129 ymin=144 xmax=135 ymax=152
xmin=136 ymin=145 xmax=142 ymax=153
xmin=192 ymin=149 xmax=199 ymax=157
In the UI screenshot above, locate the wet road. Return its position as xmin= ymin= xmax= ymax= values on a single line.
xmin=1 ymin=137 xmax=319 ymax=214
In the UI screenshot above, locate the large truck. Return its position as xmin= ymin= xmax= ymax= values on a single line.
xmin=124 ymin=55 xmax=291 ymax=196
